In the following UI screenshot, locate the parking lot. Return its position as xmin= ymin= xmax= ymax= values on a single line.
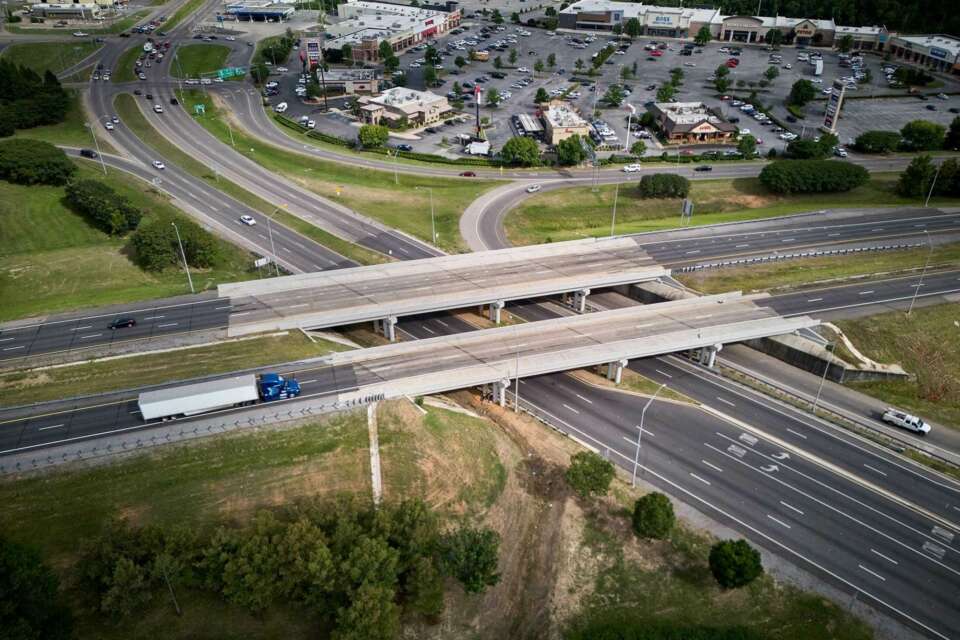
xmin=262 ymin=14 xmax=960 ymax=160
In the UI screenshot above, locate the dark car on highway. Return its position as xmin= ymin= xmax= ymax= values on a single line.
xmin=459 ymin=171 xmax=476 ymax=177
xmin=694 ymin=165 xmax=713 ymax=172
xmin=109 ymin=318 xmax=137 ymax=330
xmin=80 ymin=149 xmax=98 ymax=159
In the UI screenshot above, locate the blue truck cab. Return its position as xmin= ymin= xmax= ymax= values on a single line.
xmin=257 ymin=373 xmax=301 ymax=401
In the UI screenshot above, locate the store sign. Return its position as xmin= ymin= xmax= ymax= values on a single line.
xmin=651 ymin=14 xmax=675 ymax=26
xmin=929 ymin=47 xmax=949 ymax=60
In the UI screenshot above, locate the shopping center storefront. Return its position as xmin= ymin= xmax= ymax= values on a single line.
xmin=719 ymin=16 xmax=763 ymax=42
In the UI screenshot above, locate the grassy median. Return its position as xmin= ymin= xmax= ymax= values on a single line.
xmin=0 ymin=41 xmax=101 ymax=75
xmin=507 ymin=175 xmax=960 ymax=245
xmin=184 ymin=90 xmax=503 ymax=252
xmin=170 ymin=43 xmax=230 ymax=78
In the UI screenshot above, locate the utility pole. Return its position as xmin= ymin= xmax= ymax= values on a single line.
xmin=907 ymin=230 xmax=932 ymax=316
xmin=631 ymin=383 xmax=666 ymax=487
xmin=170 ymin=222 xmax=195 ymax=294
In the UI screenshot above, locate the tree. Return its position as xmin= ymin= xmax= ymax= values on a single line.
xmin=358 ymin=124 xmax=389 ymax=148
xmin=500 ymin=136 xmax=540 ymax=166
xmin=625 ymin=17 xmax=642 ymax=38
xmin=765 ymin=28 xmax=783 ymax=47
xmin=423 ymin=65 xmax=438 ymax=87
xmin=854 ymin=130 xmax=901 ymax=153
xmin=405 ymin=557 xmax=445 ymax=620
xmin=897 ymin=154 xmax=937 ymax=197
xmin=379 ymin=41 xmax=399 ymax=73
xmin=493 ymin=55 xmax=503 ymax=69
xmin=759 ymin=160 xmax=869 ymax=194
xmin=0 ymin=138 xmax=75 ymax=185
xmin=534 ymin=59 xmax=544 ymax=75
xmin=544 ymin=6 xmax=556 ymax=16
xmin=630 ymin=140 xmax=646 ymax=156
xmin=787 ymin=138 xmax=829 ymax=159
xmin=556 ymin=134 xmax=589 ymax=166
xmin=425 ymin=45 xmax=440 ymax=66
xmin=452 ymin=81 xmax=462 ymax=95
xmin=0 ymin=536 xmax=73 ymax=640
xmin=837 ymin=34 xmax=854 ymax=53
xmin=333 ymin=583 xmax=400 ymax=640
xmin=437 ymin=527 xmax=501 ymax=594
xmin=604 ymin=84 xmax=625 ymax=107
xmin=250 ymin=62 xmax=270 ymax=85
xmin=535 ymin=87 xmax=549 ymax=104
xmin=341 ymin=43 xmax=353 ymax=66
xmin=764 ymin=65 xmax=779 ymax=81
xmin=639 ymin=173 xmax=690 ymax=198
xmin=714 ymin=77 xmax=731 ymax=94
xmin=130 ymin=213 xmax=220 ymax=271
xmin=565 ymin=451 xmax=615 ymax=498
xmin=669 ymin=67 xmax=684 ymax=86
xmin=454 ymin=55 xmax=467 ymax=70
xmin=510 ymin=11 xmax=520 ymax=23
xmin=101 ymin=556 xmax=152 ymax=617
xmin=709 ymin=539 xmax=763 ymax=589
xmin=787 ymin=79 xmax=816 ymax=107
xmin=946 ymin=117 xmax=960 ymax=151
xmin=901 ymin=119 xmax=946 ymax=151
xmin=65 ymin=179 xmax=143 ymax=235
xmin=491 ymin=8 xmax=503 ymax=24
xmin=547 ymin=52 xmax=556 ymax=69
xmin=714 ymin=64 xmax=730 ymax=78
xmin=486 ymin=87 xmax=501 ymax=107
xmin=620 ymin=65 xmax=632 ymax=81
xmin=694 ymin=25 xmax=712 ymax=45
xmin=737 ymin=134 xmax=757 ymax=157
xmin=306 ymin=80 xmax=322 ymax=99
xmin=632 ymin=492 xmax=675 ymax=539
xmin=655 ymin=84 xmax=675 ymax=103
xmin=574 ymin=58 xmax=584 ymax=72
xmin=509 ymin=48 xmax=518 ymax=65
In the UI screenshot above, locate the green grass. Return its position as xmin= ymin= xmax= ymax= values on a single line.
xmin=506 ymin=175 xmax=960 ymax=245
xmin=0 ymin=160 xmax=260 ymax=321
xmin=0 ymin=332 xmax=350 ymax=406
xmin=182 ymin=91 xmax=503 ymax=252
xmin=113 ymin=41 xmax=144 ymax=83
xmin=0 ymin=40 xmax=101 ymax=75
xmin=679 ymin=243 xmax=960 ymax=294
xmin=837 ymin=304 xmax=960 ymax=430
xmin=162 ymin=0 xmax=206 ymax=31
xmin=116 ymin=92 xmax=387 ymax=265
xmin=170 ymin=43 xmax=230 ymax=78
xmin=572 ymin=511 xmax=873 ymax=640
xmin=12 ymin=90 xmax=114 ymax=152
xmin=6 ymin=9 xmax=150 ymax=34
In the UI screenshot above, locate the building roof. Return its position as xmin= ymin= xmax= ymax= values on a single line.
xmin=834 ymin=24 xmax=885 ymax=36
xmin=893 ymin=34 xmax=960 ymax=58
xmin=543 ymin=103 xmax=588 ymax=128
xmin=653 ymin=102 xmax=737 ymax=134
xmin=368 ymin=87 xmax=445 ymax=114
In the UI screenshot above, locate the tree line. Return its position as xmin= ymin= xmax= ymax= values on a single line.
xmin=0 ymin=59 xmax=71 ymax=137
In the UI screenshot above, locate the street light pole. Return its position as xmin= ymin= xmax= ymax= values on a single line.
xmin=924 ymin=164 xmax=942 ymax=208
xmin=631 ymin=383 xmax=666 ymax=487
xmin=393 ymin=148 xmax=400 ymax=185
xmin=170 ymin=222 xmax=195 ymax=294
xmin=623 ymin=103 xmax=635 ymax=153
xmin=267 ymin=208 xmax=281 ymax=277
xmin=610 ymin=182 xmax=619 ymax=237
xmin=416 ymin=186 xmax=436 ymax=245
xmin=812 ymin=341 xmax=833 ymax=413
xmin=85 ymin=122 xmax=107 ymax=175
xmin=907 ymin=230 xmax=933 ymax=316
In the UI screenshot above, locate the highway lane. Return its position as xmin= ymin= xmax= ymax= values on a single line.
xmin=514 ymin=374 xmax=959 ymax=639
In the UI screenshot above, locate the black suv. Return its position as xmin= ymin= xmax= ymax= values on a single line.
xmin=80 ymin=149 xmax=98 ymax=159
xmin=109 ymin=318 xmax=137 ymax=330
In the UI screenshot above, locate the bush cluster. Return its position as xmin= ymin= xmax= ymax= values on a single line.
xmin=565 ymin=451 xmax=616 ymax=498
xmin=631 ymin=492 xmax=675 ymax=539
xmin=758 ymin=160 xmax=868 ymax=194
xmin=897 ymin=155 xmax=960 ymax=198
xmin=0 ymin=138 xmax=75 ymax=185
xmin=708 ymin=539 xmax=764 ymax=589
xmin=129 ymin=212 xmax=220 ymax=271
xmin=854 ymin=130 xmax=902 ymax=153
xmin=77 ymin=498 xmax=500 ymax=638
xmin=65 ymin=179 xmax=143 ymax=235
xmin=0 ymin=59 xmax=71 ymax=135
xmin=638 ymin=173 xmax=690 ymax=199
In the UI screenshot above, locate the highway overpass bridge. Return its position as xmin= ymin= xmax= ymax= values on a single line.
xmin=219 ymin=236 xmax=668 ymax=340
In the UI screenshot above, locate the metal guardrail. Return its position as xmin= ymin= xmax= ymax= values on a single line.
xmin=675 ymin=242 xmax=924 ymax=273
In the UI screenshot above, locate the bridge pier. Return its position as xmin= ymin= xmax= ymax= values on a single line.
xmin=488 ymin=300 xmax=505 ymax=324
xmin=606 ymin=359 xmax=629 ymax=384
xmin=490 ymin=378 xmax=510 ymax=407
xmin=572 ymin=288 xmax=591 ymax=313
xmin=698 ymin=343 xmax=723 ymax=369
xmin=374 ymin=316 xmax=398 ymax=342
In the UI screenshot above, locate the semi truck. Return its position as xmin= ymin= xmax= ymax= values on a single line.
xmin=138 ymin=373 xmax=301 ymax=421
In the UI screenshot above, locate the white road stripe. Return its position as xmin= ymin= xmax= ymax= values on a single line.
xmin=655 ymin=369 xmax=673 ymax=378
xmin=422 ymin=326 xmax=436 ymax=335
xmin=702 ymin=459 xmax=723 ymax=473
xmin=300 ymin=379 xmax=317 ymax=384
xmin=863 ymin=463 xmax=888 ymax=477
xmin=786 ymin=428 xmax=807 ymax=439
xmin=767 ymin=514 xmax=792 ymax=529
xmin=689 ymin=472 xmax=711 ymax=486
xmin=216 ymin=305 xmax=232 ymax=310
xmin=715 ymin=396 xmax=736 ymax=407
xmin=871 ymin=548 xmax=899 ymax=565
xmin=575 ymin=393 xmax=594 ymax=404
xmin=685 ymin=249 xmax=700 ymax=255
xmin=80 ymin=334 xmax=102 ymax=339
xmin=807 ymin=298 xmax=823 ymax=303
xmin=859 ymin=290 xmax=875 ymax=295
xmin=0 ymin=338 xmax=14 ymax=342
xmin=39 ymin=424 xmax=64 ymax=431
xmin=157 ymin=323 xmax=178 ymax=328
xmin=143 ymin=315 xmax=164 ymax=320
xmin=436 ymin=320 xmax=449 ymax=327
xmin=828 ymin=232 xmax=840 ymax=237
xmin=70 ymin=325 xmax=93 ymax=331
xmin=562 ymin=404 xmax=580 ymax=414
xmin=780 ymin=500 xmax=804 ymax=515
xmin=735 ymin=243 xmax=749 ymax=248
xmin=287 ymin=303 xmax=308 ymax=309
xmin=233 ymin=312 xmax=250 ymax=317
xmin=858 ymin=564 xmax=886 ymax=581
xmin=781 ymin=238 xmax=795 ymax=242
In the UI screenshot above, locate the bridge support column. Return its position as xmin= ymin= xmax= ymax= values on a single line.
xmin=606 ymin=359 xmax=628 ymax=384
xmin=572 ymin=288 xmax=591 ymax=313
xmin=374 ymin=316 xmax=398 ymax=342
xmin=699 ymin=343 xmax=723 ymax=369
xmin=490 ymin=378 xmax=510 ymax=407
xmin=488 ymin=300 xmax=505 ymax=324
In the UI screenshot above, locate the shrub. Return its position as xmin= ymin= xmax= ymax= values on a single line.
xmin=787 ymin=79 xmax=815 ymax=107
xmin=0 ymin=138 xmax=75 ymax=185
xmin=897 ymin=154 xmax=937 ymax=197
xmin=500 ymin=135 xmax=540 ymax=166
xmin=900 ymin=119 xmax=946 ymax=151
xmin=130 ymin=213 xmax=220 ymax=271
xmin=565 ymin=451 xmax=615 ymax=498
xmin=0 ymin=536 xmax=73 ymax=639
xmin=65 ymin=179 xmax=143 ymax=235
xmin=638 ymin=173 xmax=690 ymax=198
xmin=758 ymin=160 xmax=868 ymax=194
xmin=631 ymin=492 xmax=675 ymax=539
xmin=854 ymin=130 xmax=901 ymax=154
xmin=556 ymin=134 xmax=590 ymax=166
xmin=437 ymin=526 xmax=501 ymax=594
xmin=358 ymin=124 xmax=390 ymax=148
xmin=709 ymin=539 xmax=763 ymax=589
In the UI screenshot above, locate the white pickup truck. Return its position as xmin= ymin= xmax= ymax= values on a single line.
xmin=881 ymin=408 xmax=931 ymax=436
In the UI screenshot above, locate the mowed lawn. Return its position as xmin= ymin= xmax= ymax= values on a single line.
xmin=0 ymin=161 xmax=258 ymax=321
xmin=506 ymin=174 xmax=960 ymax=245
xmin=171 ymin=44 xmax=231 ymax=78
xmin=1 ymin=41 xmax=101 ymax=74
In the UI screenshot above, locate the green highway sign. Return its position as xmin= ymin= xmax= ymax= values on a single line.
xmin=216 ymin=66 xmax=246 ymax=79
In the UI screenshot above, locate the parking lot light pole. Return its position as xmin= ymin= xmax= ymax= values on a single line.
xmin=907 ymin=230 xmax=932 ymax=317
xmin=623 ymin=103 xmax=635 ymax=153
xmin=170 ymin=222 xmax=195 ymax=294
xmin=632 ymin=383 xmax=666 ymax=487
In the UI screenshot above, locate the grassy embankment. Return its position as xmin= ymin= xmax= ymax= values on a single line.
xmin=0 ymin=331 xmax=348 ymax=407
xmin=6 ymin=10 xmax=149 ymax=35
xmin=837 ymin=304 xmax=960 ymax=430
xmin=0 ymin=40 xmax=101 ymax=74
xmin=678 ymin=243 xmax=960 ymax=294
xmin=170 ymin=43 xmax=230 ymax=78
xmin=184 ymin=90 xmax=504 ymax=252
xmin=507 ymin=174 xmax=960 ymax=245
xmin=11 ymin=90 xmax=114 ymax=151
xmin=114 ymin=92 xmax=390 ymax=265
xmin=159 ymin=0 xmax=205 ymax=31
xmin=0 ymin=160 xmax=258 ymax=321
xmin=112 ymin=41 xmax=143 ymax=83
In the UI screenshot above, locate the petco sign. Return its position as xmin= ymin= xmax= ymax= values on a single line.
xmin=929 ymin=47 xmax=949 ymax=60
